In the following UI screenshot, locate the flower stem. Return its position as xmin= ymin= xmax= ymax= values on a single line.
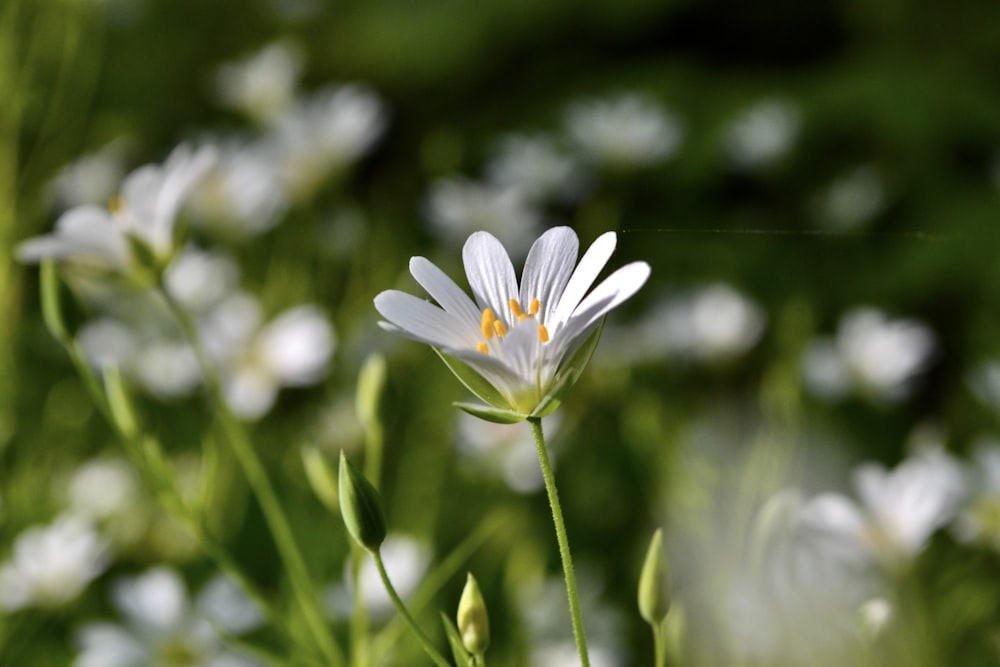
xmin=528 ymin=416 xmax=590 ymax=667
xmin=651 ymin=619 xmax=665 ymax=667
xmin=159 ymin=286 xmax=343 ymax=667
xmin=371 ymin=548 xmax=452 ymax=667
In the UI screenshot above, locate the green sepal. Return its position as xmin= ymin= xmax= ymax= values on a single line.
xmin=441 ymin=612 xmax=475 ymax=667
xmin=530 ymin=321 xmax=605 ymax=419
xmin=338 ymin=451 xmax=387 ymax=551
xmin=435 ymin=348 xmax=511 ymax=410
xmin=638 ymin=528 xmax=670 ymax=625
xmin=454 ymin=402 xmax=527 ymax=424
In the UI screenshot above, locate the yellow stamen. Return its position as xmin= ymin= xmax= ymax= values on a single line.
xmin=538 ymin=324 xmax=550 ymax=343
xmin=509 ymin=299 xmax=524 ymax=319
xmin=493 ymin=320 xmax=507 ymax=337
xmin=108 ymin=195 xmax=125 ymax=214
xmin=480 ymin=309 xmax=497 ymax=339
xmin=476 ymin=342 xmax=489 ymax=355
xmin=529 ymin=298 xmax=541 ymax=316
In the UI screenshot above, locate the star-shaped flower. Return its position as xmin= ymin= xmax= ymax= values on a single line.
xmin=374 ymin=226 xmax=650 ymax=422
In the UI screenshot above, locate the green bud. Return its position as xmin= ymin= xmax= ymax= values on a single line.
xmin=638 ymin=528 xmax=670 ymax=625
xmin=457 ymin=572 xmax=490 ymax=655
xmin=302 ymin=446 xmax=339 ymax=513
xmin=355 ymin=354 xmax=387 ymax=430
xmin=338 ymin=451 xmax=387 ymax=551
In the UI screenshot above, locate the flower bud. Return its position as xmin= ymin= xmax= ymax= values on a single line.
xmin=355 ymin=353 xmax=387 ymax=431
xmin=638 ymin=528 xmax=670 ymax=625
xmin=338 ymin=451 xmax=386 ymax=551
xmin=457 ymin=572 xmax=490 ymax=655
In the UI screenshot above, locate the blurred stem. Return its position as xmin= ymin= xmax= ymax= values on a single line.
xmin=528 ymin=416 xmax=590 ymax=667
xmin=371 ymin=548 xmax=452 ymax=667
xmin=349 ymin=544 xmax=370 ymax=667
xmin=158 ymin=285 xmax=344 ymax=667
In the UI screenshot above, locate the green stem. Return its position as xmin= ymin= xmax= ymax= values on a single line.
xmin=159 ymin=286 xmax=343 ymax=667
xmin=371 ymin=549 xmax=452 ymax=667
xmin=528 ymin=417 xmax=590 ymax=667
xmin=651 ymin=619 xmax=665 ymax=667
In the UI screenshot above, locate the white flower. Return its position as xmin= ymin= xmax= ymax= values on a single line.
xmin=48 ymin=137 xmax=131 ymax=211
xmin=214 ymin=41 xmax=303 ymax=124
xmin=188 ymin=140 xmax=290 ymax=238
xmin=0 ymin=515 xmax=109 ymax=611
xmin=802 ymin=307 xmax=935 ymax=402
xmin=812 ymin=165 xmax=887 ymax=231
xmin=423 ymin=177 xmax=542 ymax=258
xmin=272 ymin=85 xmax=387 ymax=197
xmin=17 ymin=145 xmax=216 ymax=274
xmin=952 ymin=439 xmax=1000 ymax=551
xmin=721 ymin=98 xmax=800 ymax=170
xmin=324 ymin=534 xmax=431 ymax=621
xmin=485 ymin=134 xmax=585 ymax=203
xmin=565 ymin=94 xmax=683 ymax=168
xmin=800 ymin=449 xmax=967 ymax=569
xmin=374 ymin=226 xmax=650 ymax=419
xmin=73 ymin=567 xmax=263 ymax=667
xmin=66 ymin=458 xmax=142 ymax=522
xmin=201 ymin=300 xmax=335 ymax=420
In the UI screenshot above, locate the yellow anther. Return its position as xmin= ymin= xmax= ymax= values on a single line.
xmin=538 ymin=324 xmax=550 ymax=343
xmin=109 ymin=195 xmax=125 ymax=214
xmin=477 ymin=342 xmax=489 ymax=355
xmin=493 ymin=320 xmax=508 ymax=337
xmin=529 ymin=298 xmax=541 ymax=316
xmin=509 ymin=299 xmax=524 ymax=319
xmin=481 ymin=309 xmax=497 ymax=339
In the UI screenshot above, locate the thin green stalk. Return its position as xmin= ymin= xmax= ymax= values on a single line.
xmin=349 ymin=544 xmax=370 ymax=667
xmin=528 ymin=416 xmax=590 ymax=667
xmin=159 ymin=286 xmax=344 ymax=667
xmin=371 ymin=549 xmax=452 ymax=667
xmin=651 ymin=619 xmax=665 ymax=667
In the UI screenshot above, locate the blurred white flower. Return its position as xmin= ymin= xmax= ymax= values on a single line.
xmin=722 ymin=98 xmax=800 ymax=171
xmin=73 ymin=567 xmax=263 ymax=667
xmin=164 ymin=246 xmax=242 ymax=313
xmin=952 ymin=439 xmax=1000 ymax=552
xmin=565 ymin=94 xmax=684 ymax=168
xmin=812 ymin=165 xmax=887 ymax=231
xmin=423 ymin=177 xmax=542 ymax=258
xmin=188 ymin=140 xmax=290 ymax=238
xmin=0 ymin=515 xmax=109 ymax=611
xmin=17 ymin=144 xmax=216 ymax=274
xmin=214 ymin=41 xmax=304 ymax=124
xmin=602 ymin=283 xmax=765 ymax=365
xmin=272 ymin=85 xmax=387 ymax=198
xmin=968 ymin=361 xmax=1000 ymax=416
xmin=800 ymin=448 xmax=967 ymax=570
xmin=324 ymin=534 xmax=431 ymax=621
xmin=48 ymin=137 xmax=131 ymax=211
xmin=454 ymin=412 xmax=562 ymax=493
xmin=802 ymin=307 xmax=935 ymax=402
xmin=66 ymin=458 xmax=142 ymax=522
xmin=201 ymin=300 xmax=335 ymax=419
xmin=485 ymin=134 xmax=585 ymax=203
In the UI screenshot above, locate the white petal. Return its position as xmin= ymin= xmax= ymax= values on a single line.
xmin=550 ymin=231 xmax=617 ymax=325
xmin=74 ymin=622 xmax=148 ymax=667
xmin=113 ymin=567 xmax=189 ymax=635
xmin=519 ymin=226 xmax=578 ymax=323
xmin=258 ymin=306 xmax=334 ymax=384
xmin=374 ymin=290 xmax=478 ymax=349
xmin=409 ymin=256 xmax=481 ymax=327
xmin=226 ymin=368 xmax=279 ymax=420
xmin=552 ymin=261 xmax=650 ymax=353
xmin=462 ymin=231 xmax=518 ymax=315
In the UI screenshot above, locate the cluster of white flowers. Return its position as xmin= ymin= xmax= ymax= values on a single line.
xmin=73 ymin=567 xmax=263 ymax=667
xmin=423 ymin=92 xmax=681 ymax=258
xmin=802 ymin=307 xmax=936 ymax=403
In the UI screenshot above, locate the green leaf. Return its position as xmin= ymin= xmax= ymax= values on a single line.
xmin=454 ymin=402 xmax=526 ymax=424
xmin=435 ymin=349 xmax=511 ymax=410
xmin=530 ymin=321 xmax=605 ymax=419
xmin=441 ymin=612 xmax=474 ymax=667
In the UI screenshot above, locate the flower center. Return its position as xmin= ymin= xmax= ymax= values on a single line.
xmin=476 ymin=298 xmax=550 ymax=354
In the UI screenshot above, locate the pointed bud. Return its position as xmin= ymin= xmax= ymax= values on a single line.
xmin=457 ymin=572 xmax=490 ymax=655
xmin=638 ymin=528 xmax=670 ymax=625
xmin=338 ymin=451 xmax=387 ymax=551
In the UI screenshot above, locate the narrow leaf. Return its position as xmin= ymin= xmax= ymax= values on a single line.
xmin=441 ymin=613 xmax=474 ymax=667
xmin=454 ymin=402 xmax=526 ymax=424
